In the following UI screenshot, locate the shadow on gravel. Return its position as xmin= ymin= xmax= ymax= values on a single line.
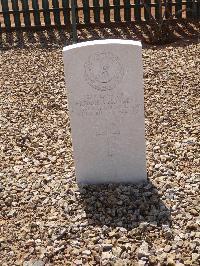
xmin=79 ymin=179 xmax=171 ymax=230
xmin=0 ymin=19 xmax=199 ymax=50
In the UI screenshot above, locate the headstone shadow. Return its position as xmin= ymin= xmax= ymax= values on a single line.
xmin=79 ymin=179 xmax=171 ymax=230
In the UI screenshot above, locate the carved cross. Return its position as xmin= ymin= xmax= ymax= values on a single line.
xmin=96 ymin=126 xmax=120 ymax=157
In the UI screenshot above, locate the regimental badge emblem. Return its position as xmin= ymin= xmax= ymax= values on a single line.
xmin=84 ymin=52 xmax=124 ymax=91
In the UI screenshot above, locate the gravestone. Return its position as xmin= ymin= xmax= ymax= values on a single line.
xmin=63 ymin=39 xmax=146 ymax=184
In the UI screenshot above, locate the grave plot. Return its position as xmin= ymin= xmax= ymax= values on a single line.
xmin=0 ymin=33 xmax=199 ymax=265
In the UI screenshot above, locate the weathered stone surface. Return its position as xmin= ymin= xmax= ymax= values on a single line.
xmin=63 ymin=39 xmax=146 ymax=184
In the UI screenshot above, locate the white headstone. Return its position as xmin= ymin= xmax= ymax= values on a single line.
xmin=63 ymin=39 xmax=146 ymax=184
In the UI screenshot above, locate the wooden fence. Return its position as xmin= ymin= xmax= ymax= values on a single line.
xmin=0 ymin=1 xmax=199 ymax=30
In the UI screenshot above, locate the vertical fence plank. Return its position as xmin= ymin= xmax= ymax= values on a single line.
xmin=93 ymin=0 xmax=100 ymax=22
xmin=165 ymin=0 xmax=172 ymax=19
xmin=1 ymin=0 xmax=11 ymax=28
xmin=42 ymin=0 xmax=51 ymax=26
xmin=62 ymin=0 xmax=70 ymax=25
xmin=194 ymin=0 xmax=198 ymax=18
xmin=52 ymin=0 xmax=61 ymax=25
xmin=197 ymin=0 xmax=200 ymax=18
xmin=73 ymin=0 xmax=79 ymax=24
xmin=134 ymin=0 xmax=141 ymax=20
xmin=175 ymin=0 xmax=182 ymax=18
xmin=113 ymin=0 xmax=121 ymax=22
xmin=144 ymin=0 xmax=151 ymax=21
xmin=186 ymin=0 xmax=194 ymax=18
xmin=124 ymin=0 xmax=131 ymax=22
xmin=71 ymin=0 xmax=78 ymax=42
xmin=11 ymin=0 xmax=21 ymax=28
xmin=32 ymin=0 xmax=41 ymax=26
xmin=21 ymin=0 xmax=31 ymax=27
xmin=103 ymin=0 xmax=110 ymax=22
xmin=155 ymin=0 xmax=162 ymax=20
xmin=82 ymin=0 xmax=90 ymax=23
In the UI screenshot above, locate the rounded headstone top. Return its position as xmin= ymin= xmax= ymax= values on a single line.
xmin=63 ymin=39 xmax=142 ymax=52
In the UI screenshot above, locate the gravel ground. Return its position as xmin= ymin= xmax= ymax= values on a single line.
xmin=0 ymin=30 xmax=199 ymax=266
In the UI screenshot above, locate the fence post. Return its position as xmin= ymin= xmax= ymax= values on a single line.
xmin=186 ymin=0 xmax=192 ymax=18
xmin=93 ymin=0 xmax=100 ymax=23
xmin=21 ymin=0 xmax=31 ymax=27
xmin=134 ymin=0 xmax=141 ymax=21
xmin=144 ymin=0 xmax=151 ymax=21
xmin=197 ymin=0 xmax=200 ymax=18
xmin=103 ymin=0 xmax=110 ymax=22
xmin=74 ymin=0 xmax=79 ymax=23
xmin=114 ymin=0 xmax=121 ymax=22
xmin=52 ymin=0 xmax=61 ymax=25
xmin=32 ymin=0 xmax=41 ymax=26
xmin=165 ymin=0 xmax=173 ymax=19
xmin=155 ymin=0 xmax=162 ymax=21
xmin=71 ymin=0 xmax=78 ymax=43
xmin=62 ymin=0 xmax=71 ymax=25
xmin=11 ymin=0 xmax=21 ymax=28
xmin=1 ymin=0 xmax=11 ymax=29
xmin=190 ymin=0 xmax=198 ymax=19
xmin=82 ymin=0 xmax=90 ymax=24
xmin=175 ymin=0 xmax=182 ymax=18
xmin=42 ymin=0 xmax=51 ymax=26
xmin=124 ymin=0 xmax=131 ymax=22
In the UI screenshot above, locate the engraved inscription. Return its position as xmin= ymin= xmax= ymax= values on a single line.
xmin=84 ymin=52 xmax=124 ymax=91
xmin=73 ymin=93 xmax=142 ymax=117
xmin=96 ymin=123 xmax=120 ymax=158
